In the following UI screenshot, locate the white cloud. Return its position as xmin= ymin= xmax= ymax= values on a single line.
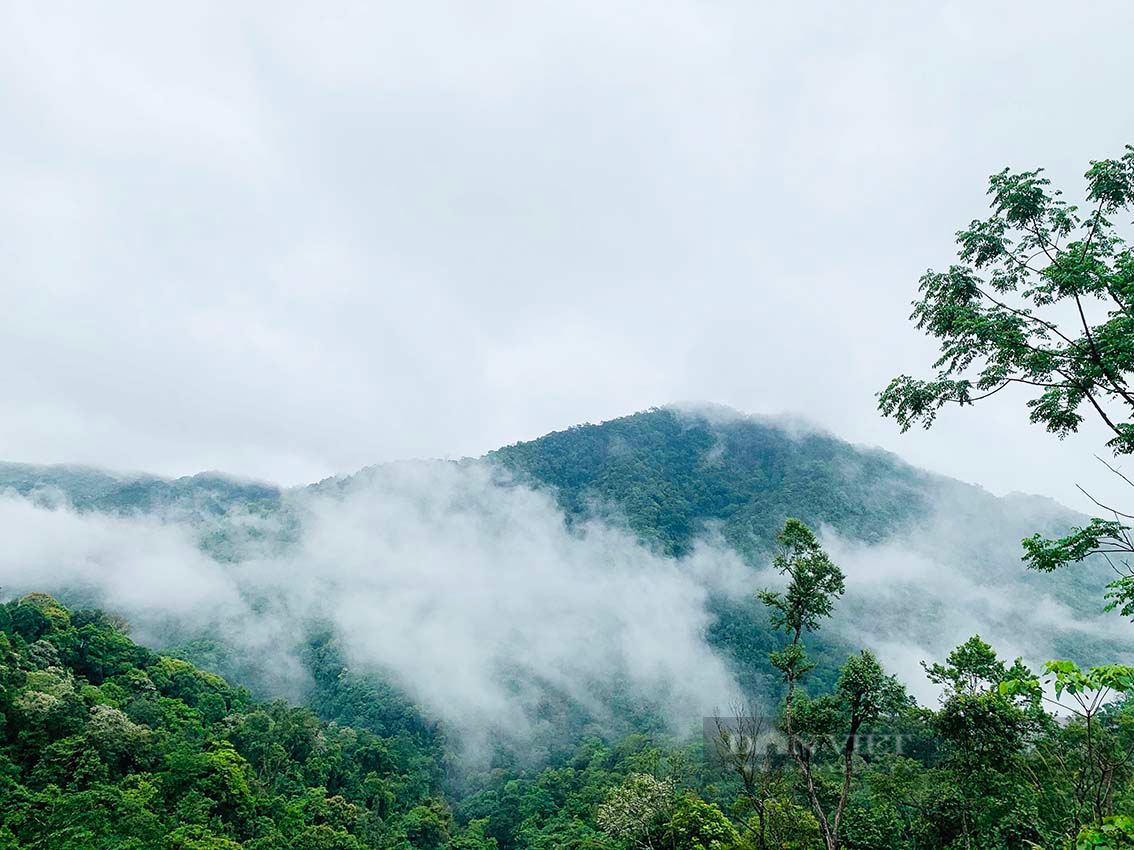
xmin=0 ymin=464 xmax=753 ymax=742
xmin=1 ymin=454 xmax=1130 ymax=735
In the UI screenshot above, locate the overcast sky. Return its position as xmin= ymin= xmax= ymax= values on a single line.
xmin=2 ymin=2 xmax=1132 ymax=511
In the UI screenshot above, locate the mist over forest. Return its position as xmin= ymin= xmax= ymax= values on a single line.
xmin=5 ymin=399 xmax=1134 ymax=848
xmin=4 ymin=5 xmax=1134 ymax=847
xmin=2 ymin=408 xmax=1124 ymax=722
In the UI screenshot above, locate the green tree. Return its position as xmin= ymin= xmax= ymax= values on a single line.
xmin=879 ymin=146 xmax=1134 ymax=453
xmin=739 ymin=797 xmax=821 ymax=850
xmin=788 ymin=652 xmax=907 ymax=850
xmin=163 ymin=824 xmax=244 ymax=850
xmin=760 ymin=521 xmax=906 ymax=850
xmin=286 ymin=824 xmax=365 ymax=850
xmin=447 ymin=818 xmax=500 ymax=850
xmin=759 ymin=519 xmax=845 ymax=727
xmin=925 ymin=637 xmax=1044 ymax=848
xmin=596 ymin=773 xmax=675 ymax=850
xmin=399 ymin=799 xmax=454 ymax=850
xmin=596 ymin=775 xmax=739 ymax=850
xmin=1078 ymin=815 xmax=1134 ymax=849
xmin=879 ymin=145 xmax=1134 ymax=614
xmin=661 ymin=793 xmax=740 ymax=850
xmin=1003 ymin=661 xmax=1134 ymax=839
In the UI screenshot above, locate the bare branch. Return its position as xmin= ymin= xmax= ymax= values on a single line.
xmin=1074 ymin=484 xmax=1134 ymax=521
xmin=1095 ymin=455 xmax=1134 ymax=491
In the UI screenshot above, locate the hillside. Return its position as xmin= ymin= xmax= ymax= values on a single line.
xmin=0 ymin=592 xmax=764 ymax=850
xmin=0 ymin=406 xmax=1083 ymax=563
xmin=0 ymin=407 xmax=1126 ymax=718
xmin=485 ymin=407 xmax=1126 ymax=689
xmin=0 ymin=408 xmax=1124 ymax=676
xmin=0 ymin=594 xmax=456 ymax=850
xmin=486 ymin=407 xmax=936 ymax=556
xmin=0 ymin=463 xmax=280 ymax=516
xmin=1 ymin=406 xmax=1132 ymax=847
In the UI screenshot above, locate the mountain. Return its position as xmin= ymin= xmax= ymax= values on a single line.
xmin=0 ymin=462 xmax=280 ymax=516
xmin=1 ymin=405 xmax=1131 ymax=848
xmin=0 ymin=406 xmax=1077 ymax=560
xmin=485 ymin=406 xmax=1127 ymax=688
xmin=488 ymin=406 xmax=944 ymax=555
xmin=485 ymin=406 xmax=1107 ymax=591
xmin=0 ymin=405 xmax=1122 ymax=702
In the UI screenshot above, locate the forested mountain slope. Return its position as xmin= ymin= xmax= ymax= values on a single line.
xmin=484 ymin=407 xmax=1126 ymax=688
xmin=1 ymin=406 xmax=1132 ymax=848
xmin=0 ymin=463 xmax=280 ymax=516
xmin=486 ymin=407 xmax=936 ymax=555
xmin=484 ymin=407 xmax=1110 ymax=593
xmin=0 ymin=406 xmax=1086 ymax=568
xmin=0 ymin=592 xmax=770 ymax=850
xmin=0 ymin=406 xmax=1123 ymax=699
xmin=0 ymin=594 xmax=457 ymax=850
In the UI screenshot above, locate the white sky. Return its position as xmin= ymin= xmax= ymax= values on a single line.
xmin=2 ymin=2 xmax=1132 ymax=512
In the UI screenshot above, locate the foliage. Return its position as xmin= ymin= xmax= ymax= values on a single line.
xmin=595 ymin=772 xmax=675 ymax=847
xmin=0 ymin=594 xmax=481 ymax=850
xmin=876 ymin=147 xmax=1134 ymax=843
xmin=661 ymin=792 xmax=741 ymax=850
xmin=760 ymin=519 xmax=846 ymax=702
xmin=758 ymin=521 xmax=910 ymax=850
xmin=1023 ymin=519 xmax=1134 ymax=616
xmin=1077 ymin=815 xmax=1134 ymax=849
xmin=879 ymin=145 xmax=1134 ymax=616
xmin=488 ymin=407 xmax=935 ymax=557
xmin=6 ymin=565 xmax=1134 ymax=849
xmin=878 ymin=146 xmax=1134 ymax=454
xmin=760 ymin=520 xmax=846 ymax=637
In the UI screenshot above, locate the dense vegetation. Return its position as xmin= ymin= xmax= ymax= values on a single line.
xmin=5 ymin=585 xmax=1134 ymax=849
xmin=877 ymin=145 xmax=1134 ymax=846
xmin=487 ymin=407 xmax=936 ymax=557
xmin=0 ymin=593 xmax=462 ymax=850
xmin=483 ymin=406 xmax=1125 ymax=694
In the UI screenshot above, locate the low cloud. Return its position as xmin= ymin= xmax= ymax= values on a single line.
xmin=821 ymin=503 xmax=1134 ymax=705
xmin=0 ymin=463 xmax=752 ymax=743
xmin=2 ymin=460 xmax=1129 ymax=738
